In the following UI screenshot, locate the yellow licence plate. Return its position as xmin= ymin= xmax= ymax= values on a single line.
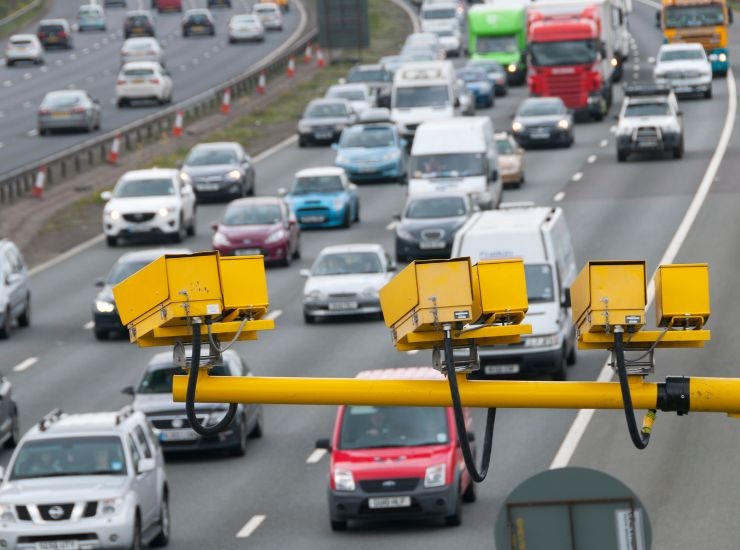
xmin=192 ymin=25 xmax=204 ymax=31
xmin=51 ymin=112 xmax=69 ymax=118
xmin=131 ymin=79 xmax=145 ymax=84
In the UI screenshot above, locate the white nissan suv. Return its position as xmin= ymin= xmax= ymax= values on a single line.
xmin=0 ymin=407 xmax=170 ymax=549
xmin=102 ymin=168 xmax=197 ymax=247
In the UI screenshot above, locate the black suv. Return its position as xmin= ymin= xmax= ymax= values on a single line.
xmin=124 ymin=10 xmax=156 ymax=38
xmin=37 ymin=19 xmax=73 ymax=49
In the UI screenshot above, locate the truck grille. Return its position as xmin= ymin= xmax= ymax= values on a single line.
xmin=421 ymin=229 xmax=445 ymax=241
xmin=673 ymin=32 xmax=721 ymax=48
xmin=39 ymin=503 xmax=74 ymax=521
xmin=123 ymin=212 xmax=155 ymax=223
xmin=633 ymin=126 xmax=662 ymax=147
xmin=541 ymin=72 xmax=588 ymax=109
xmin=360 ymin=478 xmax=419 ymax=492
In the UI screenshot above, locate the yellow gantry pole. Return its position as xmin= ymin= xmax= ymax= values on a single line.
xmin=171 ymin=373 xmax=740 ymax=415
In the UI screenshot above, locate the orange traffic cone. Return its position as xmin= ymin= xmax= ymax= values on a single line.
xmin=107 ymin=133 xmax=121 ymax=165
xmin=286 ymin=56 xmax=295 ymax=78
xmin=257 ymin=71 xmax=266 ymax=95
xmin=32 ymin=165 xmax=46 ymax=198
xmin=316 ymin=47 xmax=326 ymax=68
xmin=172 ymin=110 xmax=184 ymax=138
xmin=220 ymin=87 xmax=232 ymax=114
xmin=304 ymin=43 xmax=313 ymax=64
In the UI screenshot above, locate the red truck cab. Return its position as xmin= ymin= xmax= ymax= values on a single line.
xmin=527 ymin=7 xmax=612 ymax=120
xmin=316 ymin=367 xmax=477 ymax=531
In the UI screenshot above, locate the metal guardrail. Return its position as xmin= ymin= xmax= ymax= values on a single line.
xmin=0 ymin=25 xmax=318 ymax=203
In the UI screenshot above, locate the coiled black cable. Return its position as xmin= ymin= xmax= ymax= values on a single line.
xmin=614 ymin=327 xmax=653 ymax=449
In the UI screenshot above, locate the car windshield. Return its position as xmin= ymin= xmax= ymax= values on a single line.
xmin=123 ymin=68 xmax=155 ymax=77
xmin=312 ymin=252 xmax=382 ymax=275
xmin=347 ymin=68 xmax=390 ymax=83
xmin=394 ymin=85 xmax=450 ymax=108
xmin=79 ymin=6 xmax=101 ymax=15
xmin=339 ymin=127 xmax=395 ymax=148
xmin=496 ymin=138 xmax=514 ymax=155
xmin=328 ymin=88 xmax=366 ymax=101
xmin=40 ymin=24 xmax=64 ymax=32
xmin=660 ymin=49 xmax=706 ymax=61
xmin=292 ymin=176 xmax=344 ymax=194
xmin=664 ymin=5 xmax=724 ymax=28
xmin=468 ymin=60 xmax=505 ymax=74
xmin=114 ymin=178 xmax=174 ymax=197
xmin=518 ymin=100 xmax=565 ymax=117
xmin=106 ymin=260 xmax=149 ymax=285
xmin=185 ymin=148 xmax=238 ymax=166
xmin=137 ymin=364 xmax=230 ymax=394
xmin=255 ymin=7 xmax=275 ymax=13
xmin=338 ymin=406 xmax=449 ymax=450
xmin=222 ymin=204 xmax=282 ymax=225
xmin=186 ymin=14 xmax=210 ymax=23
xmin=10 ymin=437 xmax=127 ymax=480
xmin=405 ymin=196 xmax=466 ymax=218
xmin=304 ymin=103 xmax=348 ymax=118
xmin=400 ymin=51 xmax=437 ymax=62
xmin=127 ymin=16 xmax=150 ymax=25
xmin=457 ymin=69 xmax=488 ymax=82
xmin=422 ymin=7 xmax=456 ymax=19
xmin=233 ymin=15 xmax=258 ymax=23
xmin=410 ymin=153 xmax=485 ymax=178
xmin=42 ymin=93 xmax=83 ymax=108
xmin=530 ymin=39 xmax=598 ymax=66
xmin=525 ymin=264 xmax=555 ymax=303
xmin=475 ymin=35 xmax=518 ymax=54
xmin=624 ymin=102 xmax=671 ymax=117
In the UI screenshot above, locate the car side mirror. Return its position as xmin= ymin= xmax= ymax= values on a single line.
xmin=121 ymin=385 xmax=135 ymax=396
xmin=562 ymin=287 xmax=572 ymax=308
xmin=94 ymin=277 xmax=105 ymax=288
xmin=400 ymin=138 xmax=408 ymax=148
xmin=277 ymin=187 xmax=288 ymax=197
xmin=612 ymin=113 xmax=620 ymax=120
xmin=300 ymin=268 xmax=311 ymax=278
xmin=392 ymin=212 xmax=401 ymax=220
xmin=100 ymin=190 xmax=112 ymax=201
xmin=454 ymin=97 xmax=461 ymax=108
xmin=466 ymin=431 xmax=475 ymax=442
xmin=315 ymin=438 xmax=332 ymax=451
xmin=490 ymin=169 xmax=498 ymax=182
xmin=137 ymin=457 xmax=156 ymax=474
xmin=387 ymin=263 xmax=396 ymax=272
xmin=655 ymin=11 xmax=661 ymax=27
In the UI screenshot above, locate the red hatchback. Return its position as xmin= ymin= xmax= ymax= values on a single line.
xmin=211 ymin=197 xmax=301 ymax=266
xmin=316 ymin=367 xmax=477 ymax=531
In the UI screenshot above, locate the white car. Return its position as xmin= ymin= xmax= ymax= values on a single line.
xmin=300 ymin=243 xmax=395 ymax=323
xmin=420 ymin=1 xmax=460 ymax=35
xmin=120 ymin=37 xmax=164 ymax=65
xmin=325 ymin=83 xmax=375 ymax=115
xmin=253 ymin=3 xmax=283 ymax=30
xmin=653 ymin=43 xmax=713 ymax=99
xmin=4 ymin=34 xmax=43 ymax=66
xmin=228 ymin=14 xmax=265 ymax=42
xmin=101 ymin=168 xmax=197 ymax=246
xmin=116 ymin=61 xmax=173 ymax=107
xmin=434 ymin=28 xmax=462 ymax=57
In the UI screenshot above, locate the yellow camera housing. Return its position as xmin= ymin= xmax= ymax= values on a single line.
xmin=655 ymin=263 xmax=710 ymax=328
xmin=471 ymin=258 xmax=529 ymax=325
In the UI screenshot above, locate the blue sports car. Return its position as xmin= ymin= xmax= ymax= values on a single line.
xmin=282 ymin=167 xmax=360 ymax=229
xmin=333 ymin=121 xmax=407 ymax=183
xmin=456 ymin=68 xmax=495 ymax=109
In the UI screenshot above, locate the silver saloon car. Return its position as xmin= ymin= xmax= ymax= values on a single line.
xmin=38 ymin=90 xmax=101 ymax=135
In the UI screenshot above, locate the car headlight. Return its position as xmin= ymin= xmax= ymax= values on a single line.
xmin=206 ymin=411 xmax=226 ymax=427
xmin=335 ymin=153 xmax=348 ymax=164
xmin=361 ymin=287 xmax=379 ymax=299
xmin=0 ymin=503 xmax=17 ymax=522
xmin=382 ymin=150 xmax=400 ymax=162
xmin=95 ymin=300 xmax=116 ymax=313
xmin=213 ymin=232 xmax=230 ymax=248
xmin=522 ymin=334 xmax=560 ymax=348
xmin=719 ymin=53 xmax=727 ymax=62
xmin=106 ymin=209 xmax=121 ymax=220
xmin=424 ymin=464 xmax=447 ymax=488
xmin=334 ymin=469 xmax=356 ymax=491
xmin=264 ymin=228 xmax=286 ymax=244
xmin=332 ymin=198 xmax=346 ymax=210
xmin=557 ymin=119 xmax=570 ymax=130
xmin=512 ymin=121 xmax=523 ymax=132
xmin=305 ymin=289 xmax=324 ymax=302
xmin=225 ymin=170 xmax=242 ymax=181
xmin=395 ymin=225 xmax=415 ymax=240
xmin=100 ymin=497 xmax=124 ymax=516
xmin=158 ymin=207 xmax=171 ymax=217
xmin=298 ymin=122 xmax=311 ymax=132
xmin=507 ymin=63 xmax=517 ymax=73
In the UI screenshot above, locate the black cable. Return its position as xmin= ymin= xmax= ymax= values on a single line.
xmin=186 ymin=318 xmax=238 ymax=436
xmin=443 ymin=330 xmax=496 ymax=483
xmin=614 ymin=328 xmax=651 ymax=449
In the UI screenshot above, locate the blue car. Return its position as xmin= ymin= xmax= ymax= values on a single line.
xmin=282 ymin=167 xmax=360 ymax=229
xmin=333 ymin=121 xmax=407 ymax=183
xmin=77 ymin=4 xmax=107 ymax=31
xmin=456 ymin=68 xmax=495 ymax=109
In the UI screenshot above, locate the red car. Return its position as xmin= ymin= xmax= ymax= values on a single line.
xmin=211 ymin=197 xmax=301 ymax=266
xmin=315 ymin=367 xmax=477 ymax=531
xmin=152 ymin=0 xmax=183 ymax=12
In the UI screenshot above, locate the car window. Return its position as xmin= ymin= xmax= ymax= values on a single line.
xmin=133 ymin=425 xmax=153 ymax=459
xmin=137 ymin=364 xmax=230 ymax=394
xmin=223 ymin=204 xmax=282 ymax=225
xmin=10 ymin=38 xmax=33 ymax=45
xmin=185 ymin=149 xmax=238 ymax=166
xmin=339 ymin=127 xmax=394 ymax=148
xmin=42 ymin=93 xmax=83 ymax=108
xmin=660 ymin=49 xmax=705 ymax=61
xmin=405 ymin=197 xmax=467 ymax=219
xmin=496 ymin=138 xmax=514 ymax=155
xmin=624 ymin=102 xmax=671 ymax=117
xmin=123 ymin=68 xmax=155 ymax=77
xmin=328 ymin=88 xmax=366 ymax=101
xmin=312 ymin=252 xmax=382 ymax=276
xmin=518 ymin=100 xmax=566 ymax=116
xmin=114 ymin=177 xmax=175 ymax=197
xmin=305 ymin=103 xmax=348 ymax=118
xmin=106 ymin=260 xmax=148 ymax=285
xmin=127 ymin=434 xmax=141 ymax=471
xmin=338 ymin=405 xmax=449 ymax=450
xmin=292 ymin=176 xmax=344 ymax=194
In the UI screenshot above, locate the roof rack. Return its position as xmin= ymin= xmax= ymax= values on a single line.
xmin=116 ymin=404 xmax=135 ymax=426
xmin=624 ymin=84 xmax=672 ymax=97
xmin=39 ymin=408 xmax=64 ymax=431
xmin=358 ymin=107 xmax=392 ymax=124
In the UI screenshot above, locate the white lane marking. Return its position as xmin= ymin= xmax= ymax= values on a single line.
xmin=69 ymin=54 xmax=77 ymax=60
xmin=55 ymin=59 xmax=63 ymax=66
xmin=29 ymin=235 xmax=105 ymax=277
xmin=28 ymin=129 xmax=38 ymax=137
xmin=264 ymin=309 xmax=282 ymax=321
xmin=204 ymin=52 xmax=211 ymax=59
xmin=571 ymin=172 xmax=583 ymax=182
xmin=634 ymin=64 xmax=640 ymax=71
xmin=23 ymin=72 xmax=31 ymax=80
xmin=306 ymin=449 xmax=327 ymax=463
xmin=647 ymin=56 xmax=655 ymax=64
xmin=102 ymin=37 xmax=109 ymax=44
xmin=236 ymin=515 xmax=266 ymax=538
xmin=0 ymin=142 xmax=4 ymax=149
xmin=180 ymin=64 xmax=187 ymax=71
xmin=553 ymin=191 xmax=565 ymax=202
xmin=609 ymin=126 xmax=617 ymax=134
xmin=83 ymin=320 xmax=94 ymax=330
xmin=93 ymin=42 xmax=100 ymax=49
xmin=600 ymin=140 xmax=609 ymax=149
xmin=40 ymin=66 xmax=48 ymax=73
xmin=386 ymin=221 xmax=398 ymax=230
xmin=82 ymin=48 xmax=90 ymax=55
xmin=0 ymin=111 xmax=4 ymax=118
xmin=587 ymin=155 xmax=597 ymax=164
xmin=253 ymin=135 xmax=297 ymax=162
xmin=13 ymin=357 xmax=38 ymax=373
xmin=109 ymin=32 xmax=117 ymax=39
xmin=22 ymin=101 xmax=31 ymax=108
xmin=3 ymin=80 xmax=11 ymax=87
xmin=406 ymin=349 xmax=419 ymax=355
xmin=551 ymin=68 xmax=737 ymax=469
xmin=192 ymin=58 xmax=200 ymax=65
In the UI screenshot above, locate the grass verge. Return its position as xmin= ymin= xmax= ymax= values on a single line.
xmin=0 ymin=0 xmax=48 ymax=39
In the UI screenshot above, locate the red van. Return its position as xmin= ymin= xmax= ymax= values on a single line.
xmin=316 ymin=367 xmax=477 ymax=531
xmin=153 ymin=0 xmax=182 ymax=12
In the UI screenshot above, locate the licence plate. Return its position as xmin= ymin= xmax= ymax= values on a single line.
xmin=368 ymin=496 xmax=412 ymax=509
xmin=192 ymin=25 xmax=204 ymax=32
xmin=419 ymin=241 xmax=446 ymax=250
xmin=328 ymin=301 xmax=358 ymax=311
xmin=300 ymin=215 xmax=325 ymax=223
xmin=235 ymin=249 xmax=260 ymax=256
xmin=484 ymin=364 xmax=520 ymax=375
xmin=638 ymin=141 xmax=658 ymax=149
xmin=36 ymin=542 xmax=79 ymax=550
xmin=358 ymin=166 xmax=377 ymax=173
xmin=531 ymin=131 xmax=550 ymax=139
xmin=160 ymin=428 xmax=198 ymax=442
xmin=131 ymin=79 xmax=145 ymax=84
xmin=314 ymin=131 xmax=332 ymax=139
xmin=196 ymin=183 xmax=219 ymax=191
xmin=51 ymin=112 xmax=69 ymax=119
xmin=47 ymin=36 xmax=59 ymax=42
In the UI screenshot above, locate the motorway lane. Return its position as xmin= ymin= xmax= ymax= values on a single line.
xmin=0 ymin=0 xmax=303 ymax=174
xmin=0 ymin=4 xmax=732 ymax=548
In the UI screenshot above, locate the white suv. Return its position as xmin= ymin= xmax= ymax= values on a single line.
xmin=653 ymin=43 xmax=713 ymax=99
xmin=0 ymin=407 xmax=170 ymax=549
xmin=102 ymin=168 xmax=197 ymax=247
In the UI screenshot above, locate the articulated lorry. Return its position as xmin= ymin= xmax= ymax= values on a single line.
xmin=527 ymin=0 xmax=631 ymax=120
xmin=659 ymin=0 xmax=732 ymax=75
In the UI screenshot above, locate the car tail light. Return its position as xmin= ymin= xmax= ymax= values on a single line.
xmin=71 ymin=107 xmax=86 ymax=113
xmin=117 ymin=79 xmax=126 ymax=85
xmin=38 ymin=108 xmax=50 ymax=115
xmin=58 ymin=31 xmax=67 ymax=38
xmin=150 ymin=78 xmax=160 ymax=84
xmin=38 ymin=32 xmax=46 ymax=38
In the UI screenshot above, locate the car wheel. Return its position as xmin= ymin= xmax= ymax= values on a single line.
xmin=106 ymin=235 xmax=118 ymax=247
xmin=150 ymin=493 xmax=171 ymax=547
xmin=172 ymin=216 xmax=186 ymax=243
xmin=704 ymin=86 xmax=712 ymax=99
xmin=18 ymin=294 xmax=31 ymax=328
xmin=281 ymin=251 xmax=291 ymax=267
xmin=6 ymin=60 xmax=14 ymax=67
xmin=552 ymin=352 xmax=568 ymax=381
xmin=130 ymin=515 xmax=142 ymax=550
xmin=298 ymin=136 xmax=307 ymax=148
xmin=229 ymin=37 xmax=236 ymax=44
xmin=248 ymin=407 xmax=264 ymax=438
xmin=673 ymin=143 xmax=684 ymax=159
xmin=94 ymin=327 xmax=109 ymax=340
xmin=38 ymin=126 xmax=47 ymax=136
xmin=0 ymin=307 xmax=11 ymax=339
xmin=461 ymin=478 xmax=477 ymax=503
xmin=229 ymin=414 xmax=248 ymax=456
xmin=330 ymin=519 xmax=348 ymax=531
xmin=566 ymin=343 xmax=577 ymax=366
xmin=354 ymin=202 xmax=360 ymax=223
xmin=292 ymin=239 xmax=301 ymax=260
xmin=187 ymin=214 xmax=196 ymax=237
xmin=303 ymin=311 xmax=315 ymax=324
xmin=444 ymin=493 xmax=463 ymax=526
xmin=342 ymin=208 xmax=351 ymax=228
xmin=3 ymin=403 xmax=19 ymax=449
xmin=117 ymin=98 xmax=127 ymax=108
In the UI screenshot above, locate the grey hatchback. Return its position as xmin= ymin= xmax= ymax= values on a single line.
xmin=181 ymin=142 xmax=256 ymax=200
xmin=38 ymin=90 xmax=101 ymax=135
xmin=297 ymin=98 xmax=356 ymax=146
xmin=0 ymin=240 xmax=30 ymax=339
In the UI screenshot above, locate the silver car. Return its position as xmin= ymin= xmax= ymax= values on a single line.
xmin=181 ymin=141 xmax=256 ymax=199
xmin=301 ymin=243 xmax=395 ymax=323
xmin=0 ymin=239 xmax=31 ymax=339
xmin=297 ymin=98 xmax=357 ymax=146
xmin=0 ymin=407 xmax=170 ymax=549
xmin=37 ymin=90 xmax=101 ymax=135
xmin=120 ymin=37 xmax=164 ymax=65
xmin=228 ymin=14 xmax=265 ymax=42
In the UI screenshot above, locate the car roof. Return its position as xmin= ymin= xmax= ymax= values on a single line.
xmin=25 ymin=409 xmax=146 ymax=439
xmin=121 ymin=61 xmax=162 ymax=69
xmin=115 ymin=247 xmax=192 ymax=264
xmin=295 ymin=166 xmax=346 ymax=177
xmin=352 ymin=63 xmax=384 ymax=71
xmin=659 ymin=43 xmax=704 ymax=52
xmin=39 ymin=18 xmax=69 ymax=25
xmin=43 ymin=89 xmax=87 ymax=98
xmin=126 ymin=10 xmax=151 ymax=16
xmin=307 ymin=97 xmax=352 ymax=107
xmin=356 ymin=367 xmax=445 ymax=380
xmin=406 ymin=190 xmax=470 ymax=202
xmin=10 ymin=34 xmax=39 ymax=41
xmin=522 ymin=96 xmax=564 ymax=105
xmin=120 ymin=168 xmax=179 ymax=179
xmin=328 ymin=83 xmax=370 ymax=93
xmin=318 ymin=243 xmax=385 ymax=255
xmin=124 ymin=36 xmax=157 ymax=43
xmin=191 ymin=141 xmax=241 ymax=150
xmin=226 ymin=196 xmax=284 ymax=207
xmin=254 ymin=2 xmax=279 ymax=7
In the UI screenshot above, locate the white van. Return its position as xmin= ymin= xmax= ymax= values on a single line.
xmin=451 ymin=205 xmax=578 ymax=379
xmin=409 ymin=117 xmax=502 ymax=210
xmin=391 ymin=61 xmax=462 ymax=139
xmin=420 ymin=1 xmax=460 ymax=35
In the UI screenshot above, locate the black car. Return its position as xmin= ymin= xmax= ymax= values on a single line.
xmin=182 ymin=9 xmax=216 ymax=37
xmin=394 ymin=192 xmax=475 ymax=262
xmin=0 ymin=373 xmax=19 ymax=449
xmin=92 ymin=248 xmax=191 ymax=340
xmin=181 ymin=141 xmax=256 ymax=200
xmin=37 ymin=19 xmax=73 ymax=49
xmin=511 ymin=97 xmax=574 ymax=149
xmin=124 ymin=10 xmax=156 ymax=38
xmin=208 ymin=0 xmax=232 ymax=6
xmin=124 ymin=349 xmax=263 ymax=456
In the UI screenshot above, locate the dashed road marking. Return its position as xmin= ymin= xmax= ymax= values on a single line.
xmin=83 ymin=320 xmax=94 ymax=330
xmin=22 ymin=101 xmax=31 ymax=108
xmin=264 ymin=309 xmax=282 ymax=321
xmin=13 ymin=357 xmax=38 ymax=373
xmin=236 ymin=515 xmax=266 ymax=538
xmin=600 ymin=139 xmax=608 ymax=147
xmin=553 ymin=191 xmax=565 ymax=202
xmin=571 ymin=172 xmax=583 ymax=182
xmin=23 ymin=72 xmax=31 ymax=80
xmin=647 ymin=56 xmax=655 ymax=63
xmin=55 ymin=59 xmax=63 ymax=66
xmin=386 ymin=221 xmax=398 ymax=230
xmin=587 ymin=154 xmax=597 ymax=164
xmin=609 ymin=126 xmax=617 ymax=134
xmin=82 ymin=48 xmax=90 ymax=55
xmin=306 ymin=449 xmax=327 ymax=463
xmin=93 ymin=42 xmax=100 ymax=49
xmin=204 ymin=52 xmax=211 ymax=58
xmin=0 ymin=142 xmax=4 ymax=149
xmin=3 ymin=80 xmax=12 ymax=87
xmin=69 ymin=53 xmax=77 ymax=60
xmin=28 ymin=129 xmax=38 ymax=136
xmin=40 ymin=66 xmax=48 ymax=72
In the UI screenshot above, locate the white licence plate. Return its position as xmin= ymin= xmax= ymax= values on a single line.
xmin=197 ymin=183 xmax=220 ymax=191
xmin=531 ymin=131 xmax=550 ymax=139
xmin=358 ymin=166 xmax=377 ymax=173
xmin=314 ymin=131 xmax=332 ymax=139
xmin=484 ymin=364 xmax=520 ymax=375
xmin=36 ymin=542 xmax=79 ymax=550
xmin=368 ymin=496 xmax=412 ymax=509
xmin=300 ymin=216 xmax=325 ymax=223
xmin=328 ymin=301 xmax=358 ymax=311
xmin=235 ymin=249 xmax=260 ymax=256
xmin=419 ymin=241 xmax=446 ymax=250
xmin=160 ymin=428 xmax=199 ymax=442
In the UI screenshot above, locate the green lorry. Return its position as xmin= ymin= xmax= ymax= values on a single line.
xmin=467 ymin=3 xmax=527 ymax=85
